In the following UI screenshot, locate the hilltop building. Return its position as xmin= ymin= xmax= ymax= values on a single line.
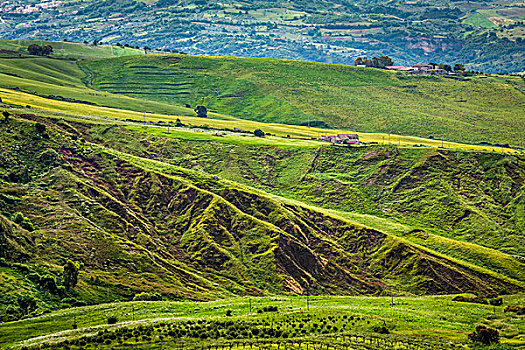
xmin=385 ymin=64 xmax=449 ymax=75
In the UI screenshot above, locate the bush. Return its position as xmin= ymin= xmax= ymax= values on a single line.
xmin=371 ymin=324 xmax=390 ymax=334
xmin=107 ymin=315 xmax=118 ymax=324
xmin=133 ymin=292 xmax=162 ymax=301
xmin=452 ymin=295 xmax=487 ymax=304
xmin=35 ymin=122 xmax=46 ymax=134
xmin=489 ymin=297 xmax=503 ymax=306
xmin=225 ymin=309 xmax=232 ymax=317
xmin=11 ymin=212 xmax=35 ymax=231
xmin=253 ymin=129 xmax=265 ymax=137
xmin=468 ymin=325 xmax=499 ymax=345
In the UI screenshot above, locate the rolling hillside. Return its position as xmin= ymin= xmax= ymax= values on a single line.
xmin=1 ymin=112 xmax=523 ymax=322
xmin=82 ymin=54 xmax=525 ymax=147
xmin=0 ymin=40 xmax=524 ymax=349
xmin=2 ymin=44 xmax=523 ymax=148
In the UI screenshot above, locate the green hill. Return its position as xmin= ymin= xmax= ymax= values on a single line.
xmin=81 ymin=54 xmax=525 ymax=147
xmin=0 ymin=40 xmax=523 ymax=148
xmin=0 ymin=40 xmax=524 ymax=350
xmin=1 ymin=113 xmax=523 ymax=322
xmin=0 ymin=40 xmax=144 ymax=59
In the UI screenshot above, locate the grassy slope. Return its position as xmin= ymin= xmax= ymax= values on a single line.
xmin=0 ymin=114 xmax=522 ymax=319
xmin=0 ymin=56 xmax=211 ymax=117
xmin=1 ymin=87 xmax=519 ymax=153
xmin=0 ymin=40 xmax=145 ymax=59
xmin=0 ymin=295 xmax=524 ymax=349
xmin=81 ymin=54 xmax=525 ymax=147
xmin=77 ymin=121 xmax=525 ymax=259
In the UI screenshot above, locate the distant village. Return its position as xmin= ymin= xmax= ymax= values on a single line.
xmin=0 ymin=0 xmax=62 ymax=14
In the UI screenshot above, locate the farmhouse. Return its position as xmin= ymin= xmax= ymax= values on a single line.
xmin=385 ymin=64 xmax=449 ymax=75
xmin=320 ymin=134 xmax=359 ymax=144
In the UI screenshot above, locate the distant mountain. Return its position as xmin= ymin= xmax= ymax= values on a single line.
xmin=0 ymin=0 xmax=523 ymax=72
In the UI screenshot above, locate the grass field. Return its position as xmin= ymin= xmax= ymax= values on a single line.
xmin=0 ymin=40 xmax=145 ymax=59
xmin=0 ymin=295 xmax=523 ymax=349
xmin=463 ymin=13 xmax=497 ymax=28
xmin=81 ymin=54 xmax=525 ymax=147
xmin=0 ymin=56 xmax=206 ymax=117
xmin=1 ymin=87 xmax=520 ymax=153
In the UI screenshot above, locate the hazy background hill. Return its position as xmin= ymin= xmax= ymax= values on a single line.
xmin=0 ymin=0 xmax=524 ymax=72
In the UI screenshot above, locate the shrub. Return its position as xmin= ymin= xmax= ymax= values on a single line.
xmin=133 ymin=292 xmax=162 ymax=301
xmin=468 ymin=325 xmax=499 ymax=345
xmin=11 ymin=212 xmax=35 ymax=231
xmin=107 ymin=315 xmax=118 ymax=324
xmin=253 ymin=129 xmax=265 ymax=137
xmin=371 ymin=323 xmax=390 ymax=334
xmin=2 ymin=111 xmax=9 ymax=120
xmin=225 ymin=309 xmax=232 ymax=317
xmin=452 ymin=295 xmax=487 ymax=304
xmin=35 ymin=122 xmax=46 ymax=134
xmin=489 ymin=297 xmax=503 ymax=306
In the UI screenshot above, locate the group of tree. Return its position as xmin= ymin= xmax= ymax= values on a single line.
xmin=27 ymin=44 xmax=53 ymax=56
xmin=354 ymin=56 xmax=394 ymax=68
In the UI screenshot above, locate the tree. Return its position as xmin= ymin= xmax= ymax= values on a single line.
xmin=63 ymin=260 xmax=80 ymax=289
xmin=41 ymin=45 xmax=53 ymax=56
xmin=377 ymin=56 xmax=393 ymax=68
xmin=440 ymin=63 xmax=452 ymax=72
xmin=454 ymin=63 xmax=466 ymax=72
xmin=254 ymin=129 xmax=265 ymax=137
xmin=2 ymin=111 xmax=9 ymax=121
xmin=27 ymin=44 xmax=53 ymax=56
xmin=194 ymin=105 xmax=207 ymax=118
xmin=27 ymin=44 xmax=41 ymax=55
xmin=468 ymin=326 xmax=499 ymax=345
